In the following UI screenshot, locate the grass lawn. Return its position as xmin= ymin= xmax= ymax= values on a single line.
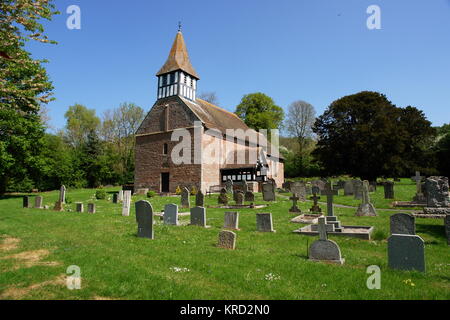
xmin=0 ymin=181 xmax=449 ymax=300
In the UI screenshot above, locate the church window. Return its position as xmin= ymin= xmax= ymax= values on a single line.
xmin=163 ymin=143 xmax=168 ymax=155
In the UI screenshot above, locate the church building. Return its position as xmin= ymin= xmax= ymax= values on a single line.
xmin=134 ymin=29 xmax=284 ymax=193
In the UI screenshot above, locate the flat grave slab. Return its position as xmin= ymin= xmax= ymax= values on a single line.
xmin=207 ymin=204 xmax=268 ymax=209
xmin=294 ymin=225 xmax=374 ymax=240
xmin=290 ymin=214 xmax=323 ymax=224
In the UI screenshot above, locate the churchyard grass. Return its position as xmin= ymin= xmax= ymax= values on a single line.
xmin=0 ymin=186 xmax=449 ymax=300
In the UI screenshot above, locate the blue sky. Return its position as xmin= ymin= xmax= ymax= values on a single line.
xmin=26 ymin=0 xmax=450 ymax=132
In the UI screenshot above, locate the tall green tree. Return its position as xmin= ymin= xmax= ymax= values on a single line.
xmin=312 ymin=91 xmax=436 ymax=181
xmin=235 ymin=93 xmax=284 ymax=131
xmin=64 ymin=104 xmax=101 ymax=148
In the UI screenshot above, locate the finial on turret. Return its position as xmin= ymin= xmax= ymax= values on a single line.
xmin=178 ymin=21 xmax=182 ymax=32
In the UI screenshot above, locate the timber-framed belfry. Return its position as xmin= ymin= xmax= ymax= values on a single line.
xmin=134 ymin=29 xmax=284 ymax=193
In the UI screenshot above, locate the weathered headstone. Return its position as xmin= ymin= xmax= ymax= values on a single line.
xmin=113 ymin=193 xmax=119 ymax=204
xmin=190 ymin=206 xmax=207 ymax=227
xmin=224 ymin=212 xmax=239 ymax=230
xmin=76 ymin=202 xmax=84 ymax=213
xmin=225 ymin=179 xmax=233 ymax=194
xmin=343 ymin=181 xmax=354 ymax=196
xmin=384 ymin=181 xmax=395 ymax=199
xmin=135 ymin=200 xmax=154 ymax=239
xmin=289 ymin=194 xmax=301 ymax=213
xmin=217 ymin=230 xmax=236 ymax=250
xmin=256 ymin=213 xmax=275 ymax=232
xmin=164 ymin=203 xmax=179 ymax=225
xmin=353 ymin=180 xmax=363 ymax=200
xmin=355 ymin=180 xmax=377 ymax=216
xmin=369 ymin=181 xmax=377 ymax=192
xmin=181 ymin=187 xmax=190 ymax=208
xmin=312 ymin=180 xmax=326 ymax=192
xmin=309 ymin=217 xmax=345 ymax=264
xmin=235 ymin=192 xmax=244 ymax=205
xmin=412 ymin=171 xmax=426 ymax=202
xmin=291 ymin=182 xmax=306 ymax=201
xmin=445 ymin=215 xmax=450 ymax=246
xmin=195 ymin=190 xmax=205 ymax=207
xmin=34 ymin=196 xmax=43 ymax=209
xmin=425 ymin=176 xmax=449 ymax=208
xmin=322 ymin=182 xmax=336 ymax=217
xmin=262 ymin=182 xmax=276 ymax=202
xmin=23 ymin=196 xmax=31 ymax=209
xmin=242 ymin=180 xmax=248 ymax=193
xmin=122 ymin=190 xmax=132 ymax=216
xmin=309 ymin=193 xmax=322 ymax=213
xmin=88 ymin=203 xmax=96 ymax=214
xmin=53 ymin=201 xmax=64 ymax=212
xmin=218 ymin=188 xmax=228 ymax=205
xmin=118 ymin=190 xmax=124 ymax=202
xmin=244 ymin=191 xmax=255 ymax=202
xmin=390 ymin=213 xmax=415 ymax=235
xmin=59 ymin=185 xmax=66 ymax=204
xmin=388 ymin=234 xmax=425 ymax=272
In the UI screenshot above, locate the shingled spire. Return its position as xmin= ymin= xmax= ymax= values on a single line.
xmin=156 ymin=29 xmax=199 ymax=101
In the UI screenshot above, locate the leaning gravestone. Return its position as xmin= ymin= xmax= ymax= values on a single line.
xmin=34 ymin=196 xmax=43 ymax=209
xmin=217 ymin=230 xmax=236 ymax=250
xmin=256 ymin=213 xmax=275 ymax=232
xmin=181 ymin=187 xmax=190 ymax=208
xmin=343 ymin=181 xmax=354 ymax=196
xmin=218 ymin=188 xmax=228 ymax=205
xmin=59 ymin=185 xmax=66 ymax=204
xmin=262 ymin=182 xmax=276 ymax=202
xmin=135 ymin=200 xmax=154 ymax=239
xmin=388 ymin=234 xmax=425 ymax=272
xmin=355 ymin=181 xmax=377 ymax=216
xmin=190 ymin=206 xmax=207 ymax=227
xmin=445 ymin=215 xmax=450 ymax=246
xmin=122 ymin=190 xmax=132 ymax=216
xmin=76 ymin=202 xmax=84 ymax=213
xmin=309 ymin=217 xmax=344 ymax=264
xmin=390 ymin=213 xmax=415 ymax=235
xmin=224 ymin=212 xmax=239 ymax=230
xmin=195 ymin=190 xmax=205 ymax=207
xmin=384 ymin=181 xmax=395 ymax=199
xmin=23 ymin=196 xmax=31 ymax=209
xmin=244 ymin=191 xmax=255 ymax=202
xmin=164 ymin=203 xmax=179 ymax=226
xmin=88 ymin=203 xmax=96 ymax=214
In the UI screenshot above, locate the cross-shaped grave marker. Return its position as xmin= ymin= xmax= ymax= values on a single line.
xmin=317 ymin=217 xmax=328 ymax=241
xmin=309 ymin=193 xmax=321 ymax=213
xmin=289 ymin=193 xmax=301 ymax=213
xmin=411 ymin=171 xmax=425 ymax=196
xmin=322 ymin=182 xmax=337 ymax=217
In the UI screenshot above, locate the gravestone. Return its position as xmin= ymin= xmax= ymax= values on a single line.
xmin=445 ymin=215 xmax=450 ymax=246
xmin=218 ymin=188 xmax=228 ymax=205
xmin=425 ymin=176 xmax=449 ymax=208
xmin=390 ymin=213 xmax=415 ymax=235
xmin=244 ymin=191 xmax=255 ymax=202
xmin=369 ymin=181 xmax=377 ymax=192
xmin=388 ymin=234 xmax=425 ymax=272
xmin=242 ymin=180 xmax=248 ymax=193
xmin=311 ymin=186 xmax=320 ymax=195
xmin=164 ymin=203 xmax=179 ymax=225
xmin=262 ymin=182 xmax=276 ymax=202
xmin=315 ymin=183 xmax=343 ymax=232
xmin=196 ymin=190 xmax=205 ymax=207
xmin=384 ymin=181 xmax=395 ymax=199
xmin=289 ymin=194 xmax=301 ymax=213
xmin=309 ymin=193 xmax=321 ymax=213
xmin=355 ymin=181 xmax=377 ymax=216
xmin=34 ymin=196 xmax=43 ymax=209
xmin=118 ymin=190 xmax=124 ymax=202
xmin=343 ymin=181 xmax=354 ymax=196
xmin=190 ymin=206 xmax=207 ymax=227
xmin=412 ymin=171 xmax=426 ymax=202
xmin=256 ymin=213 xmax=275 ymax=232
xmin=323 ymin=183 xmax=336 ymax=218
xmin=76 ymin=202 xmax=84 ymax=213
xmin=217 ymin=230 xmax=236 ymax=250
xmin=23 ymin=196 xmax=31 ymax=209
xmin=113 ymin=193 xmax=119 ymax=204
xmin=309 ymin=217 xmax=345 ymax=264
xmin=291 ymin=182 xmax=306 ymax=201
xmin=225 ymin=179 xmax=233 ymax=194
xmin=88 ymin=203 xmax=96 ymax=214
xmin=224 ymin=212 xmax=239 ymax=230
xmin=59 ymin=185 xmax=66 ymax=204
xmin=53 ymin=201 xmax=64 ymax=212
xmin=122 ymin=190 xmax=132 ymax=216
xmin=135 ymin=200 xmax=154 ymax=239
xmin=235 ymin=192 xmax=244 ymax=205
xmin=181 ymin=187 xmax=190 ymax=208
xmin=312 ymin=180 xmax=326 ymax=192
xmin=353 ymin=180 xmax=363 ymax=200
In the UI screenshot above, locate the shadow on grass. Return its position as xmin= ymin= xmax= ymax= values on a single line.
xmin=416 ymin=223 xmax=445 ymax=239
xmin=0 ymin=194 xmax=30 ymax=200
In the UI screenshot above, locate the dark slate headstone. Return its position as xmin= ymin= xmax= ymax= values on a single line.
xmin=262 ymin=183 xmax=276 ymax=202
xmin=445 ymin=215 xmax=450 ymax=246
xmin=23 ymin=196 xmax=31 ymax=208
xmin=88 ymin=203 xmax=96 ymax=214
xmin=190 ymin=206 xmax=207 ymax=227
xmin=343 ymin=181 xmax=354 ymax=196
xmin=256 ymin=213 xmax=275 ymax=232
xmin=384 ymin=181 xmax=395 ymax=199
xmin=195 ymin=190 xmax=205 ymax=207
xmin=181 ymin=187 xmax=190 ymax=208
xmin=164 ymin=203 xmax=179 ymax=226
xmin=217 ymin=230 xmax=236 ymax=250
xmin=135 ymin=200 xmax=154 ymax=239
xmin=76 ymin=202 xmax=84 ymax=213
xmin=390 ymin=213 xmax=415 ymax=235
xmin=113 ymin=193 xmax=119 ymax=204
xmin=388 ymin=234 xmax=425 ymax=272
xmin=353 ymin=180 xmax=363 ymax=200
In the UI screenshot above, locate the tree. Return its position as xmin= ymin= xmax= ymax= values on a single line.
xmin=284 ymin=100 xmax=316 ymax=155
xmin=198 ymin=91 xmax=219 ymax=105
xmin=64 ymin=104 xmax=100 ymax=148
xmin=312 ymin=91 xmax=435 ymax=181
xmin=435 ymin=133 xmax=450 ymax=178
xmin=235 ymin=93 xmax=284 ymax=131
